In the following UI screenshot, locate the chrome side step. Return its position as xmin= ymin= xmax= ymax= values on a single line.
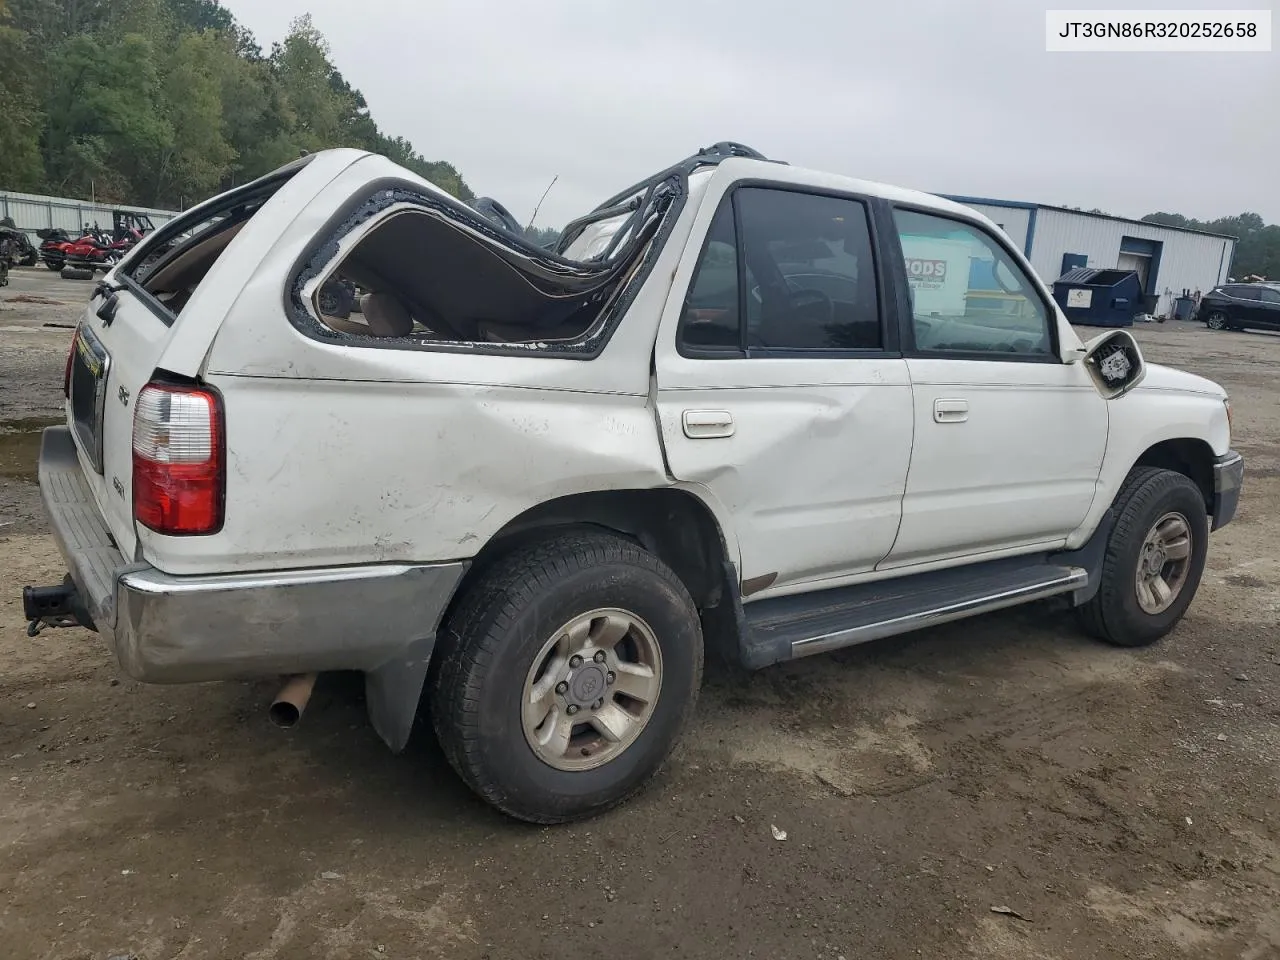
xmin=738 ymin=558 xmax=1089 ymax=669
xmin=790 ymin=567 xmax=1087 ymax=659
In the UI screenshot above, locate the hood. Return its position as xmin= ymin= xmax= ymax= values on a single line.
xmin=1138 ymin=362 xmax=1227 ymax=399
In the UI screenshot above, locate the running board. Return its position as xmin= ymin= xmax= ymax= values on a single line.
xmin=739 ymin=558 xmax=1089 ymax=668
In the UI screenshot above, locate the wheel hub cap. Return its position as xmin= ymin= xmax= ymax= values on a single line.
xmin=521 ymin=608 xmax=664 ymax=772
xmin=1134 ymin=511 xmax=1193 ymax=615
xmin=568 ymin=663 xmax=608 ymax=708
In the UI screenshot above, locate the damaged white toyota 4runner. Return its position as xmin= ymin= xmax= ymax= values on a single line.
xmin=25 ymin=143 xmax=1243 ymax=823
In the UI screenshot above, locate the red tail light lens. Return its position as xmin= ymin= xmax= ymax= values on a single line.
xmin=132 ymin=383 xmax=224 ymax=536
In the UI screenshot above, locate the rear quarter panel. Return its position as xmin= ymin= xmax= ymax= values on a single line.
xmin=143 ymin=156 xmax=717 ymax=574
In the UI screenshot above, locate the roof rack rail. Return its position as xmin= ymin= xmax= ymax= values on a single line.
xmin=592 ymin=141 xmax=775 ymax=213
xmin=558 ymin=141 xmax=777 ymax=255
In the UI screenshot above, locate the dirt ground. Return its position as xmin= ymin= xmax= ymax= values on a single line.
xmin=2 ymin=266 xmax=1278 ymax=960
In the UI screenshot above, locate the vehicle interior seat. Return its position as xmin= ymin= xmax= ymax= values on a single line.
xmin=321 ymin=292 xmax=415 ymax=337
xmin=360 ymin=292 xmax=414 ymax=336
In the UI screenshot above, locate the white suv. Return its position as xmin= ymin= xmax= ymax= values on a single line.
xmin=24 ymin=143 xmax=1243 ymax=823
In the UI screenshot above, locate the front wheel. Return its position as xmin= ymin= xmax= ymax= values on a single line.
xmin=430 ymin=530 xmax=704 ymax=823
xmin=1078 ymin=468 xmax=1208 ymax=647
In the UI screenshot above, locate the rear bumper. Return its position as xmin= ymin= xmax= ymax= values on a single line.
xmin=1211 ymin=450 xmax=1244 ymax=531
xmin=37 ymin=426 xmax=465 ymax=683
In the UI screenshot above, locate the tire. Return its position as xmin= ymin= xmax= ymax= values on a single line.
xmin=60 ymin=266 xmax=94 ymax=281
xmin=45 ymin=259 xmax=64 ymax=272
xmin=1205 ymin=311 xmax=1229 ymax=331
xmin=1078 ymin=468 xmax=1208 ymax=648
xmin=430 ymin=530 xmax=704 ymax=824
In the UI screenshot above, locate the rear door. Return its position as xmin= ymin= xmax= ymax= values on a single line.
xmin=1223 ymin=285 xmax=1260 ymax=326
xmin=653 ymin=180 xmax=914 ymax=596
xmin=66 ymin=154 xmax=350 ymax=557
xmin=1255 ymin=286 xmax=1280 ymax=328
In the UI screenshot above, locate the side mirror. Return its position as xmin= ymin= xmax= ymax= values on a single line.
xmin=1082 ymin=329 xmax=1146 ymax=399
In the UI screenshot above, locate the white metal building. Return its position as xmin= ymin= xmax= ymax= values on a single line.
xmin=0 ymin=189 xmax=179 ymax=243
xmin=939 ymin=195 xmax=1236 ymax=318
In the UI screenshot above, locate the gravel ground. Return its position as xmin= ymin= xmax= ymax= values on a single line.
xmin=2 ymin=267 xmax=1278 ymax=960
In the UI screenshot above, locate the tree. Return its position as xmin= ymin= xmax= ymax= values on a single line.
xmin=43 ymin=32 xmax=171 ymax=201
xmin=525 ymin=225 xmax=561 ymax=248
xmin=0 ymin=18 xmax=45 ymax=189
xmin=0 ymin=0 xmax=474 ymax=208
xmin=158 ymin=30 xmax=235 ymax=205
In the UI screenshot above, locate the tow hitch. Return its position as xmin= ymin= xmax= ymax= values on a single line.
xmin=23 ymin=576 xmax=93 ymax=637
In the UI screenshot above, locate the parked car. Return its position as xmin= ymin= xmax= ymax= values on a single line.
xmin=23 ymin=144 xmax=1243 ymax=824
xmin=1199 ymin=282 xmax=1280 ymax=331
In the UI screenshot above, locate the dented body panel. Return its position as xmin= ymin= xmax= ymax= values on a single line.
xmin=29 ymin=143 xmax=1243 ymax=757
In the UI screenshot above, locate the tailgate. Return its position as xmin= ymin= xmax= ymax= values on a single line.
xmin=64 ymin=152 xmax=363 ymax=559
xmin=68 ymin=298 xmax=172 ymax=559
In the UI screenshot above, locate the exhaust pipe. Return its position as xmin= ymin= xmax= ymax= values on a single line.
xmin=269 ymin=673 xmax=317 ymax=729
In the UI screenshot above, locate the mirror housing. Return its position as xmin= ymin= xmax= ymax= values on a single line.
xmin=1081 ymin=329 xmax=1146 ymax=399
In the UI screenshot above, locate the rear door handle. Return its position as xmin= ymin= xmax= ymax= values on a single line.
xmin=682 ymin=409 xmax=735 ymax=439
xmin=933 ymin=398 xmax=968 ymax=423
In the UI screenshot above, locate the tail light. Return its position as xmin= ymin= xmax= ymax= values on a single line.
xmin=132 ymin=382 xmax=225 ymax=536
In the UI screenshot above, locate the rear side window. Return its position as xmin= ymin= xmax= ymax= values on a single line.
xmin=122 ymin=158 xmax=311 ymax=321
xmin=679 ymin=203 xmax=740 ymax=351
xmin=677 ymin=187 xmax=883 ymax=355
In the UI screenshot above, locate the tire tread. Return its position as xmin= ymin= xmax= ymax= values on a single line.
xmin=430 ymin=530 xmax=702 ymax=824
xmin=1079 ymin=467 xmax=1206 ymax=646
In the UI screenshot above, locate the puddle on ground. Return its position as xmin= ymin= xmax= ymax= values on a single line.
xmin=0 ymin=417 xmax=62 ymax=482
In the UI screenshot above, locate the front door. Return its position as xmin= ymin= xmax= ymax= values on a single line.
xmin=880 ymin=206 xmax=1108 ymax=570
xmin=654 ymin=183 xmax=914 ymax=595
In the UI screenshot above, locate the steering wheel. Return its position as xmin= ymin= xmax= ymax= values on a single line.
xmin=788 ymin=287 xmax=834 ymax=323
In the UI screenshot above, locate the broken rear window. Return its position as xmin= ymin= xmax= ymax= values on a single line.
xmin=289 ymin=142 xmax=779 ymax=357
xmin=294 ymin=178 xmax=679 ymax=356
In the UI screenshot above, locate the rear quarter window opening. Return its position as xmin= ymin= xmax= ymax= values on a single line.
xmin=121 ymin=158 xmax=313 ymax=321
xmin=127 ymin=206 xmax=261 ymax=317
xmin=289 ymin=181 xmax=682 ymax=357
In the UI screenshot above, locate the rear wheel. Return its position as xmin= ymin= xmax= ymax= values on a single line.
xmin=1078 ymin=468 xmax=1208 ymax=647
xmin=430 ymin=530 xmax=704 ymax=823
xmin=1205 ymin=310 xmax=1230 ymax=331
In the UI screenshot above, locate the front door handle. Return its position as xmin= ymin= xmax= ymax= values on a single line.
xmin=683 ymin=409 xmax=735 ymax=439
xmin=933 ymin=398 xmax=968 ymax=423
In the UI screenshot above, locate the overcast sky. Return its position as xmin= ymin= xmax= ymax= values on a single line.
xmin=220 ymin=0 xmax=1278 ymax=228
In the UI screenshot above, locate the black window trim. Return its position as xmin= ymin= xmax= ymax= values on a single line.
xmin=116 ymin=156 xmax=317 ymax=328
xmin=284 ymin=175 xmax=686 ymax=361
xmin=887 ymin=201 xmax=1063 ymax=366
xmin=675 ymin=178 xmax=901 ymax=361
